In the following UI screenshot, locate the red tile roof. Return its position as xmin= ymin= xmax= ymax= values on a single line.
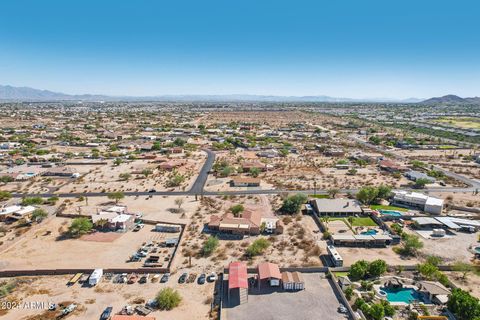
xmin=228 ymin=261 xmax=248 ymax=290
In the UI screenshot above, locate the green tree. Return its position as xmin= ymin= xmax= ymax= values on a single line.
xmin=376 ymin=185 xmax=392 ymax=200
xmin=0 ymin=176 xmax=14 ymax=184
xmin=31 ymin=208 xmax=48 ymax=222
xmin=349 ymin=260 xmax=369 ymax=281
xmin=68 ymin=217 xmax=93 ymax=237
xmin=328 ymin=188 xmax=340 ymax=199
xmin=368 ymin=259 xmax=387 ymax=278
xmin=447 ymin=288 xmax=480 ymax=320
xmin=230 ymin=204 xmax=245 ymax=217
xmin=453 ymin=261 xmax=475 ymax=280
xmin=166 ymin=173 xmax=186 ymax=187
xmin=21 ymin=197 xmax=44 ymax=206
xmin=0 ymin=191 xmax=12 ymax=201
xmin=119 ymin=172 xmax=131 ymax=181
xmin=246 ymin=238 xmax=270 ymax=257
xmin=415 ymin=178 xmax=430 ymax=189
xmin=400 ymin=234 xmax=423 ymax=256
xmin=249 ymin=167 xmax=260 ymax=178
xmin=142 ymin=168 xmax=153 ymax=177
xmin=356 ymin=186 xmax=379 ymax=205
xmin=108 ymin=192 xmax=125 ymax=204
xmin=202 ymin=236 xmax=219 ymax=256
xmin=417 ymin=262 xmax=438 ymax=280
xmin=368 ymin=303 xmax=385 ymax=320
xmin=156 ymin=287 xmax=182 ymax=310
xmin=279 ymin=193 xmax=308 ymax=214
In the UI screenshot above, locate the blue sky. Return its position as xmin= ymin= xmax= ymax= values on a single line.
xmin=0 ymin=0 xmax=479 ymax=98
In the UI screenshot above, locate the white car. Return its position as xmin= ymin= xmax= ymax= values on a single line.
xmin=207 ymin=272 xmax=217 ymax=282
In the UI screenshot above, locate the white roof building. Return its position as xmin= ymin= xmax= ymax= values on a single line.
xmin=392 ymin=190 xmax=444 ymax=214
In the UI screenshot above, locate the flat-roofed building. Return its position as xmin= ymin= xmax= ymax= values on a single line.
xmin=311 ymin=198 xmax=363 ymax=216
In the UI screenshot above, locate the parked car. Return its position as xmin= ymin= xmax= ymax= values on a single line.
xmin=127 ymin=274 xmax=138 ymax=284
xmin=161 ymin=273 xmax=170 ymax=283
xmin=133 ymin=224 xmax=145 ymax=232
xmin=139 ymin=274 xmax=149 ymax=284
xmin=198 ymin=273 xmax=206 ymax=285
xmin=148 ymin=189 xmax=157 ymax=193
xmin=178 ymin=273 xmax=188 ymax=284
xmin=207 ymin=272 xmax=217 ymax=282
xmin=100 ymin=306 xmax=113 ymax=320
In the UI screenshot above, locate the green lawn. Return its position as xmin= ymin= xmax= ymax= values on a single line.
xmin=370 ymin=205 xmax=408 ymax=212
xmin=325 ymin=216 xmax=377 ymax=227
xmin=308 ymin=194 xmax=330 ymax=199
xmin=349 ymin=217 xmax=377 ymax=227
xmin=333 ymin=272 xmax=349 ymax=277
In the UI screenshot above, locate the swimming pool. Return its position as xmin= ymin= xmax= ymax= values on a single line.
xmin=380 ymin=287 xmax=423 ymax=303
xmin=360 ymin=229 xmax=378 ymax=235
xmin=379 ymin=209 xmax=403 ymax=217
xmin=475 ymin=246 xmax=480 ymax=254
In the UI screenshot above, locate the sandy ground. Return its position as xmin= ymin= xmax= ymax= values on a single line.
xmin=336 ymin=246 xmax=421 ymax=267
xmin=0 ymin=217 xmax=178 ymax=270
xmin=446 ymin=271 xmax=480 ymax=298
xmin=0 ymin=275 xmax=214 ymax=320
xmin=405 ymin=228 xmax=478 ymax=263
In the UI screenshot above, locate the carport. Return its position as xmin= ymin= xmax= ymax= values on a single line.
xmin=228 ymin=261 xmax=248 ymax=304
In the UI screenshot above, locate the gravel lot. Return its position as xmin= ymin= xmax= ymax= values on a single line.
xmin=224 ymin=273 xmax=347 ymax=320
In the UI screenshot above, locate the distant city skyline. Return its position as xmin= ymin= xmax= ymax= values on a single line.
xmin=1 ymin=0 xmax=479 ymax=99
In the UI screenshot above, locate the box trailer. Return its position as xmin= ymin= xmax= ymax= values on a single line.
xmin=155 ymin=223 xmax=181 ymax=233
xmin=88 ymin=269 xmax=103 ymax=286
xmin=432 ymin=229 xmax=446 ymax=237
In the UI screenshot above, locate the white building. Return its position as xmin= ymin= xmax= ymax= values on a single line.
xmin=392 ymin=190 xmax=444 ymax=215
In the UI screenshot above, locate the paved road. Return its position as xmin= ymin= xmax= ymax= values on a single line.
xmin=190 ymin=149 xmax=215 ymax=194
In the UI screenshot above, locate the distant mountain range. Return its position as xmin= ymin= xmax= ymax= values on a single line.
xmin=0 ymin=84 xmax=422 ymax=103
xmin=421 ymin=94 xmax=480 ymax=105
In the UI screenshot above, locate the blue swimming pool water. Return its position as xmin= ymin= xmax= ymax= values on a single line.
xmin=379 ymin=209 xmax=403 ymax=217
xmin=360 ymin=229 xmax=378 ymax=235
xmin=380 ymin=287 xmax=423 ymax=303
xmin=475 ymin=247 xmax=480 ymax=254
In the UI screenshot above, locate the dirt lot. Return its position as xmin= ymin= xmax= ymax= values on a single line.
xmin=61 ymin=195 xmax=200 ymax=224
xmin=0 ymin=217 xmax=178 ymax=270
xmin=0 ymin=274 xmax=214 ymax=320
xmin=224 ymin=273 xmax=346 ymax=320
xmin=406 ymin=228 xmax=478 ymax=263
xmin=336 ymin=246 xmax=421 ymax=267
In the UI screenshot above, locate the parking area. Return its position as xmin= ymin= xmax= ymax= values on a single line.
xmin=224 ymin=273 xmax=346 ymax=320
xmin=0 ymin=274 xmax=215 ymax=320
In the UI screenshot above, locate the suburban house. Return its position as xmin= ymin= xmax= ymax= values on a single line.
xmin=310 ymin=198 xmax=363 ymax=216
xmin=42 ymin=166 xmax=77 ymax=177
xmin=241 ymin=160 xmax=268 ymax=172
xmin=0 ymin=205 xmax=36 ymax=221
xmin=392 ymin=190 xmax=444 ymax=214
xmin=91 ymin=206 xmax=135 ymax=231
xmin=404 ymin=170 xmax=435 ymax=183
xmin=208 ymin=210 xmax=261 ymax=235
xmin=378 ymin=159 xmax=408 ymax=173
xmin=230 ymin=177 xmax=261 ymax=187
